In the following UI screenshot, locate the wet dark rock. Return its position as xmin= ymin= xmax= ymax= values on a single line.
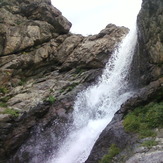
xmin=130 ymin=0 xmax=163 ymax=86
xmin=85 ymin=121 xmax=136 ymax=163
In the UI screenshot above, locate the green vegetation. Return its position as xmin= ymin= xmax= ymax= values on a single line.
xmin=0 ymin=102 xmax=8 ymax=107
xmin=0 ymin=95 xmax=11 ymax=102
xmin=46 ymin=95 xmax=56 ymax=104
xmin=18 ymin=78 xmax=27 ymax=86
xmin=141 ymin=139 xmax=158 ymax=148
xmin=99 ymin=144 xmax=120 ymax=163
xmin=66 ymin=83 xmax=78 ymax=92
xmin=0 ymin=95 xmax=11 ymax=108
xmin=1 ymin=108 xmax=19 ymax=117
xmin=123 ymin=102 xmax=163 ymax=138
xmin=0 ymin=87 xmax=9 ymax=94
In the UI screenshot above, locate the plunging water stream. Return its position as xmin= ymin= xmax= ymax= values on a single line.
xmin=48 ymin=27 xmax=137 ymax=163
xmin=48 ymin=3 xmax=141 ymax=163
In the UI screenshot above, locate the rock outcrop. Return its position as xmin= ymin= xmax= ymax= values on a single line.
xmin=0 ymin=0 xmax=129 ymax=162
xmin=86 ymin=0 xmax=163 ymax=162
xmin=131 ymin=0 xmax=163 ymax=86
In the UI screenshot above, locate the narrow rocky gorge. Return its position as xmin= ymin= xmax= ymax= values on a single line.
xmin=0 ymin=0 xmax=162 ymax=162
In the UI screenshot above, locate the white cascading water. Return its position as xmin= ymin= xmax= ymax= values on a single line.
xmin=48 ymin=2 xmax=142 ymax=163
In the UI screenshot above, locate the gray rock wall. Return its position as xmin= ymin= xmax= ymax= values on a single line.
xmin=131 ymin=0 xmax=163 ymax=86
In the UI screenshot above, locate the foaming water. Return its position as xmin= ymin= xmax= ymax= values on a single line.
xmin=48 ymin=22 xmax=138 ymax=163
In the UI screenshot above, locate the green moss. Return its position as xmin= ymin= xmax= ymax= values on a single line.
xmin=123 ymin=102 xmax=163 ymax=138
xmin=2 ymin=108 xmax=19 ymax=117
xmin=141 ymin=140 xmax=158 ymax=148
xmin=99 ymin=144 xmax=120 ymax=163
xmin=46 ymin=95 xmax=56 ymax=104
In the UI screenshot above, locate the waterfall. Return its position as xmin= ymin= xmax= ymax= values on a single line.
xmin=47 ymin=0 xmax=143 ymax=160
xmin=47 ymin=24 xmax=137 ymax=163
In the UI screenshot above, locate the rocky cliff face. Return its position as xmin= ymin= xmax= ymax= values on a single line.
xmin=86 ymin=0 xmax=163 ymax=162
xmin=0 ymin=0 xmax=129 ymax=162
xmin=131 ymin=0 xmax=163 ymax=86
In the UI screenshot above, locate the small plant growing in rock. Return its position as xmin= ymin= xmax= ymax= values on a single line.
xmin=0 ymin=87 xmax=9 ymax=94
xmin=99 ymin=144 xmax=120 ymax=163
xmin=2 ymin=108 xmax=19 ymax=117
xmin=18 ymin=79 xmax=27 ymax=86
xmin=47 ymin=95 xmax=56 ymax=104
xmin=67 ymin=83 xmax=78 ymax=92
xmin=0 ymin=102 xmax=8 ymax=108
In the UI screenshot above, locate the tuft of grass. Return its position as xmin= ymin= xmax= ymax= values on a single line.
xmin=99 ymin=144 xmax=120 ymax=163
xmin=2 ymin=108 xmax=19 ymax=117
xmin=141 ymin=140 xmax=158 ymax=148
xmin=123 ymin=102 xmax=163 ymax=138
xmin=46 ymin=95 xmax=56 ymax=104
